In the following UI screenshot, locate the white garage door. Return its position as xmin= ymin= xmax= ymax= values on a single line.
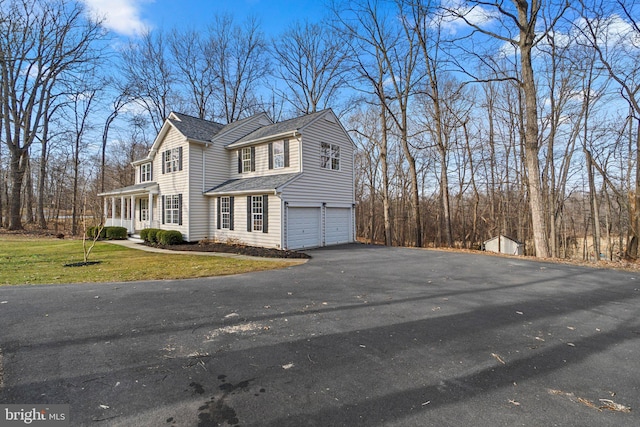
xmin=287 ymin=207 xmax=321 ymax=249
xmin=325 ymin=207 xmax=351 ymax=245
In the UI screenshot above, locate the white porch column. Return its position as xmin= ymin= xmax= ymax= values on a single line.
xmin=130 ymin=195 xmax=135 ymax=233
xmin=111 ymin=197 xmax=116 ymax=223
xmin=120 ymin=196 xmax=125 ymax=227
xmin=148 ymin=193 xmax=154 ymax=224
xmin=103 ymin=198 xmax=107 ymax=221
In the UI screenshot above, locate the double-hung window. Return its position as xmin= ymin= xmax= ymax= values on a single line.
xmin=247 ymin=195 xmax=268 ymax=233
xmin=251 ymin=196 xmax=263 ymax=232
xmin=273 ymin=141 xmax=285 ymax=169
xmin=321 ymin=142 xmax=340 ymax=170
xmin=242 ymin=147 xmax=252 ymax=173
xmin=221 ymin=196 xmax=231 ymax=229
xmin=217 ymin=196 xmax=234 ymax=230
xmin=269 ymin=140 xmax=289 ymax=170
xmin=163 ymin=147 xmax=181 ymax=173
xmin=164 ymin=195 xmax=181 ymax=224
xmin=140 ymin=163 xmax=152 ymax=182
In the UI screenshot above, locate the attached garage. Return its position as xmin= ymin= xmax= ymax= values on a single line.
xmin=287 ymin=207 xmax=321 ymax=249
xmin=325 ymin=207 xmax=351 ymax=245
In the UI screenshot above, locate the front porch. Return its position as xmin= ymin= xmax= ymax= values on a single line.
xmin=98 ymin=183 xmax=160 ymax=235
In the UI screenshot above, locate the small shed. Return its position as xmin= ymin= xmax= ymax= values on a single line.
xmin=483 ymin=235 xmax=524 ymax=256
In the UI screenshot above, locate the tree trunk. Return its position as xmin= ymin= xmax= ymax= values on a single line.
xmin=37 ymin=136 xmax=48 ymax=228
xmin=585 ymin=150 xmax=601 ymax=261
xmin=24 ymin=158 xmax=35 ymax=224
xmin=632 ymin=119 xmax=640 ymax=258
xmin=439 ymin=145 xmax=453 ymax=247
xmin=71 ymin=134 xmax=81 ymax=236
xmin=8 ymin=149 xmax=28 ymax=230
xmin=519 ymin=22 xmax=549 ymax=258
xmin=380 ymin=107 xmax=392 ymax=246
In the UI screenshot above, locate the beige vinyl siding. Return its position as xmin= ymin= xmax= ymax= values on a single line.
xmin=229 ymin=139 xmax=300 ymax=179
xmin=188 ymin=144 xmax=210 ymax=241
xmin=215 ymin=114 xmax=270 ymax=146
xmin=282 ymin=117 xmax=354 ymax=205
xmin=212 ymin=194 xmax=282 ymax=248
xmin=154 ymin=126 xmax=190 ymax=239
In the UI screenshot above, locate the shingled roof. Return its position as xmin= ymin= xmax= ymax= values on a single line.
xmin=227 ymin=109 xmax=330 ymax=146
xmin=168 ymin=113 xmax=225 ymax=143
xmin=205 ymin=173 xmax=301 ymax=195
xmin=97 ymin=182 xmax=159 ymax=197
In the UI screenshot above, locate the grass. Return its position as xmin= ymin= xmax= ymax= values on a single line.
xmin=0 ymin=236 xmax=300 ymax=285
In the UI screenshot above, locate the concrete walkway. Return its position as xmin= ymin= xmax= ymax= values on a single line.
xmin=107 ymin=239 xmax=308 ymax=263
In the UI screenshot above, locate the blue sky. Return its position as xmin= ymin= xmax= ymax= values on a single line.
xmin=82 ymin=0 xmax=329 ymax=38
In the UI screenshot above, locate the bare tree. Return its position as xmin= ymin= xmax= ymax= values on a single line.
xmin=577 ymin=0 xmax=640 ymax=257
xmin=100 ymin=80 xmax=131 ymax=193
xmin=402 ymin=0 xmax=464 ymax=247
xmin=335 ymin=0 xmax=423 ymax=246
xmin=169 ymin=29 xmax=218 ymax=120
xmin=0 ymin=0 xmax=103 ymax=230
xmin=121 ymin=29 xmax=177 ymax=134
xmin=208 ymin=15 xmax=270 ymax=123
xmin=334 ymin=0 xmax=402 ymax=246
xmin=273 ymin=20 xmax=350 ymax=115
xmin=62 ymin=80 xmax=98 ymax=235
xmin=446 ymin=0 xmax=569 ymax=257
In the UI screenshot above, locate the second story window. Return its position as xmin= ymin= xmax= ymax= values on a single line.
xmin=269 ymin=140 xmax=290 ymax=170
xmin=163 ymin=147 xmax=182 ymax=173
xmin=140 ymin=163 xmax=152 ymax=182
xmin=321 ymin=142 xmax=340 ymax=170
xmin=239 ymin=147 xmax=255 ymax=173
xmin=273 ymin=141 xmax=284 ymax=169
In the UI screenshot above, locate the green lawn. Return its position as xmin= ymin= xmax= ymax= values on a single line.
xmin=0 ymin=237 xmax=299 ymax=285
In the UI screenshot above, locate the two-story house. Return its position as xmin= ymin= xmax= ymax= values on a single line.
xmin=98 ymin=109 xmax=355 ymax=250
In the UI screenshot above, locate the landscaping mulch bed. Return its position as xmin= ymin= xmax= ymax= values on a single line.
xmin=152 ymin=241 xmax=311 ymax=259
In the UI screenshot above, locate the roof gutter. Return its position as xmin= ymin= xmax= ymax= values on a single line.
xmin=205 ymin=188 xmax=280 ymax=197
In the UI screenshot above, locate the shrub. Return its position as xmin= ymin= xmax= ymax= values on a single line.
xmin=157 ymin=230 xmax=183 ymax=245
xmin=140 ymin=228 xmax=162 ymax=243
xmin=105 ymin=226 xmax=128 ymax=240
xmin=147 ymin=228 xmax=161 ymax=244
xmin=86 ymin=226 xmax=106 ymax=239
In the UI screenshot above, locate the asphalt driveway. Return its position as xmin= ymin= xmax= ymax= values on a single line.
xmin=1 ymin=244 xmax=639 ymax=426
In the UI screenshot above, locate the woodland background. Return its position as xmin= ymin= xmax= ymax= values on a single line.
xmin=1 ymin=0 xmax=640 ymax=262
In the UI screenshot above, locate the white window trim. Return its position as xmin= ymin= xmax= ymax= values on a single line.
xmin=321 ymin=142 xmax=340 ymax=171
xmin=165 ymin=148 xmax=180 ymax=173
xmin=164 ymin=195 xmax=180 ymax=224
xmin=141 ymin=163 xmax=152 ymax=182
xmin=242 ymin=147 xmax=252 ymax=173
xmin=273 ymin=140 xmax=285 ymax=169
xmin=252 ymin=195 xmax=263 ymax=232
xmin=221 ymin=196 xmax=231 ymax=229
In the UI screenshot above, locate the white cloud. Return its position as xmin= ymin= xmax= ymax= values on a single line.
xmin=573 ymin=14 xmax=640 ymax=50
xmin=81 ymin=0 xmax=152 ymax=37
xmin=438 ymin=0 xmax=498 ymax=34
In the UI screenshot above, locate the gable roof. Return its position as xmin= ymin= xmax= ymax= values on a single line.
xmin=136 ymin=112 xmax=225 ymax=165
xmin=204 ymin=173 xmax=302 ymax=196
xmin=226 ymin=109 xmax=331 ymax=148
xmin=212 ymin=112 xmax=273 ymax=144
xmin=168 ymin=112 xmax=225 ymax=143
